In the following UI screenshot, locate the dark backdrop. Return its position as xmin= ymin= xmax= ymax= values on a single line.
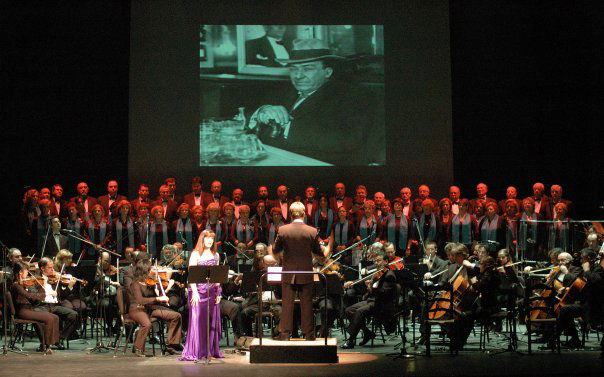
xmin=3 ymin=0 xmax=603 ymax=249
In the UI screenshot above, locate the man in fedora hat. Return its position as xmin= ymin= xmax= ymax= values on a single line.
xmin=248 ymin=38 xmax=383 ymax=166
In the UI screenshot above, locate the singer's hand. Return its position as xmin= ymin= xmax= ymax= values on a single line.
xmin=215 ymin=296 xmax=221 ymax=304
xmin=190 ymin=293 xmax=200 ymax=307
xmin=257 ymin=105 xmax=291 ymax=125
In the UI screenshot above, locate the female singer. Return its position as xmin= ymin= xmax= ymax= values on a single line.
xmin=179 ymin=230 xmax=224 ymax=361
xmin=502 ymin=199 xmax=520 ymax=257
xmin=450 ymin=199 xmax=478 ymax=250
xmin=438 ymin=198 xmax=453 ymax=247
xmin=112 ymin=200 xmax=138 ymax=256
xmin=477 ymin=201 xmax=505 ymax=256
xmin=267 ymin=207 xmax=285 ymax=246
xmin=252 ymin=201 xmax=270 ymax=245
xmin=202 ymin=203 xmax=225 ymax=250
xmin=191 ymin=205 xmax=205 ymax=236
xmin=84 ymin=204 xmax=112 ymax=260
xmin=63 ymin=202 xmax=85 ymax=256
xmin=547 ymin=202 xmax=573 ymax=251
xmin=356 ymin=200 xmax=380 ymax=246
xmin=147 ymin=205 xmax=171 ymax=259
xmin=380 ymin=199 xmax=410 ymax=256
xmin=172 ymin=203 xmax=196 ymax=252
xmin=518 ymin=197 xmax=543 ymax=261
xmin=312 ymin=195 xmax=335 ymax=245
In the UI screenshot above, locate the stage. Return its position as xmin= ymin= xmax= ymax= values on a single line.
xmin=3 ymin=327 xmax=602 ymax=376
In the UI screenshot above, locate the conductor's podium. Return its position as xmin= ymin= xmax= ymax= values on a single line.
xmin=249 ymin=337 xmax=339 ymax=363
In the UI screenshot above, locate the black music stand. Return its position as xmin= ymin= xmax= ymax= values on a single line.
xmin=387 ymin=268 xmax=419 ymax=360
xmin=188 ymin=264 xmax=229 ymax=365
xmin=488 ymin=266 xmax=522 ymax=356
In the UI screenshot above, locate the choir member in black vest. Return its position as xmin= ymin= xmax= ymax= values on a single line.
xmin=147 ymin=205 xmax=171 ymax=259
xmin=152 ymin=184 xmax=179 ymax=223
xmin=312 ymin=195 xmax=335 ymax=245
xmin=83 ymin=204 xmax=112 ymax=260
xmin=498 ymin=186 xmax=522 ymax=215
xmin=70 ymin=182 xmax=97 ymax=220
xmin=20 ymin=188 xmax=40 ymax=252
xmin=267 ymin=207 xmax=285 ymax=246
xmin=251 ymin=185 xmax=270 ymax=217
xmin=355 ymin=200 xmax=381 ymax=247
xmin=449 ymin=185 xmax=461 ymax=216
xmin=252 ymin=201 xmax=271 ymax=245
xmin=449 ymin=199 xmax=478 ymax=250
xmin=112 ymin=200 xmax=139 ymax=257
xmin=32 ymin=198 xmax=53 ymax=257
xmin=62 ymin=202 xmax=85 ymax=257
xmin=470 ymin=182 xmax=498 ymax=215
xmin=531 ymin=182 xmax=550 ymax=218
xmin=136 ymin=203 xmax=150 ymax=248
xmin=203 ymin=202 xmax=226 ymax=251
xmin=502 ymin=199 xmax=521 ymax=258
xmin=438 ymin=198 xmax=453 ymax=251
xmin=191 ymin=205 xmax=205 ymax=237
xmin=97 ymin=180 xmax=127 ymax=220
xmin=269 ymin=185 xmax=293 ymax=223
xmin=230 ymin=205 xmax=258 ymax=249
xmin=380 ymin=199 xmax=411 ymax=257
xmin=413 ymin=199 xmax=441 ymax=256
xmin=332 ymin=206 xmax=356 ymax=265
xmin=477 ymin=201 xmax=506 ymax=256
xmin=303 ymin=186 xmax=318 ymax=224
xmin=203 ymin=180 xmax=229 ymax=212
xmin=51 ymin=184 xmax=68 ymax=221
xmin=545 ymin=184 xmax=575 ymax=220
xmin=547 ymin=202 xmax=574 ymax=252
xmin=172 ymin=203 xmax=197 ymax=253
xmin=130 ymin=183 xmax=151 ymax=218
xmin=373 ymin=192 xmax=386 ymax=219
xmin=329 ymin=182 xmax=353 ymax=213
xmin=183 ymin=176 xmax=209 ymax=209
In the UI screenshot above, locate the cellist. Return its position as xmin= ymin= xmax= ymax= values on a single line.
xmin=554 ymin=249 xmax=604 ymax=350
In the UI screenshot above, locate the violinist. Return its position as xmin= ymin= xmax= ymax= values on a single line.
xmin=472 ymin=255 xmax=501 ymax=332
xmin=312 ymin=253 xmax=342 ymax=338
xmin=384 ymin=242 xmax=405 ymax=271
xmin=341 ymin=250 xmax=396 ymax=349
xmin=554 ymin=249 xmax=604 ymax=350
xmin=159 ymin=244 xmax=185 ymax=309
xmin=53 ymin=249 xmax=87 ymax=314
xmin=127 ymin=258 xmax=182 ymax=357
xmin=37 ymin=257 xmax=79 ymax=347
xmin=94 ymin=252 xmax=120 ymax=336
xmin=11 ymin=262 xmax=59 ymax=353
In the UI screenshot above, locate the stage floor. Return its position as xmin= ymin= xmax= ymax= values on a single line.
xmin=2 ymin=325 xmax=603 ymax=376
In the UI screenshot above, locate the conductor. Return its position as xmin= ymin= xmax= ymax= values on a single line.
xmin=272 ymin=201 xmax=325 ymax=340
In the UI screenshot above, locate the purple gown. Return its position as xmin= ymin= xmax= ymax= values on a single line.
xmin=179 ymin=253 xmax=224 ymax=361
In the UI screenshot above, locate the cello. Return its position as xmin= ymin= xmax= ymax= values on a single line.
xmin=428 ymin=264 xmax=478 ymax=320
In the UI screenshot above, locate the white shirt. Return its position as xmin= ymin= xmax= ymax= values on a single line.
xmin=280 ymin=201 xmax=289 ymax=219
xmin=451 ymin=203 xmax=459 ymax=215
xmin=266 ymin=36 xmax=289 ymax=63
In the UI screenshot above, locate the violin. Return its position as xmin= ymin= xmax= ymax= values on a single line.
xmin=20 ymin=276 xmax=46 ymax=288
xmin=48 ymin=273 xmax=88 ymax=286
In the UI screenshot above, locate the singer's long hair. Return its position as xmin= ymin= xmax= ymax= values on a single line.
xmin=193 ymin=229 xmax=218 ymax=255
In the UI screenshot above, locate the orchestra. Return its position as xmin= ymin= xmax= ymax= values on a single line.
xmin=3 ymin=178 xmax=603 ymax=360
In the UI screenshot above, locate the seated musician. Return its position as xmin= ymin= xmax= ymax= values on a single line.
xmin=384 ymin=242 xmax=404 ymax=271
xmin=93 ymin=251 xmax=121 ymax=336
xmin=341 ymin=250 xmax=396 ymax=349
xmin=53 ymin=249 xmax=87 ymax=314
xmin=422 ymin=241 xmax=449 ymax=284
xmin=36 ymin=257 xmax=79 ymax=347
xmin=434 ymin=243 xmax=480 ymax=350
xmin=312 ymin=252 xmax=342 ymax=338
xmin=554 ymin=249 xmax=604 ymax=350
xmin=11 ymin=262 xmax=60 ymax=353
xmin=240 ymin=251 xmax=282 ymax=337
xmin=473 ymin=255 xmax=501 ymax=330
xmin=218 ymin=262 xmax=245 ymax=345
xmin=158 ymin=244 xmax=185 ymax=309
xmin=128 ymin=258 xmax=182 ymax=356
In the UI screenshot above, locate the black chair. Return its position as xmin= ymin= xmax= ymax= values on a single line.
xmin=524 ymin=282 xmax=560 ymax=354
xmin=423 ymin=284 xmax=458 ymax=356
xmin=479 ymin=285 xmax=519 ymax=352
xmin=370 ymin=283 xmax=402 ymax=347
xmin=6 ymin=290 xmax=46 ymax=352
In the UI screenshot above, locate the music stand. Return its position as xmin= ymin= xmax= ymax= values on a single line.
xmin=387 ymin=268 xmax=419 ymax=360
xmin=188 ymin=264 xmax=229 ymax=365
xmin=488 ymin=266 xmax=522 ymax=355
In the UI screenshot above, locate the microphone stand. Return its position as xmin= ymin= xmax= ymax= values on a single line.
xmin=40 ymin=217 xmax=51 ymax=258
xmin=88 ymin=255 xmax=111 ymax=354
xmin=1 ymin=240 xmax=27 ymax=356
